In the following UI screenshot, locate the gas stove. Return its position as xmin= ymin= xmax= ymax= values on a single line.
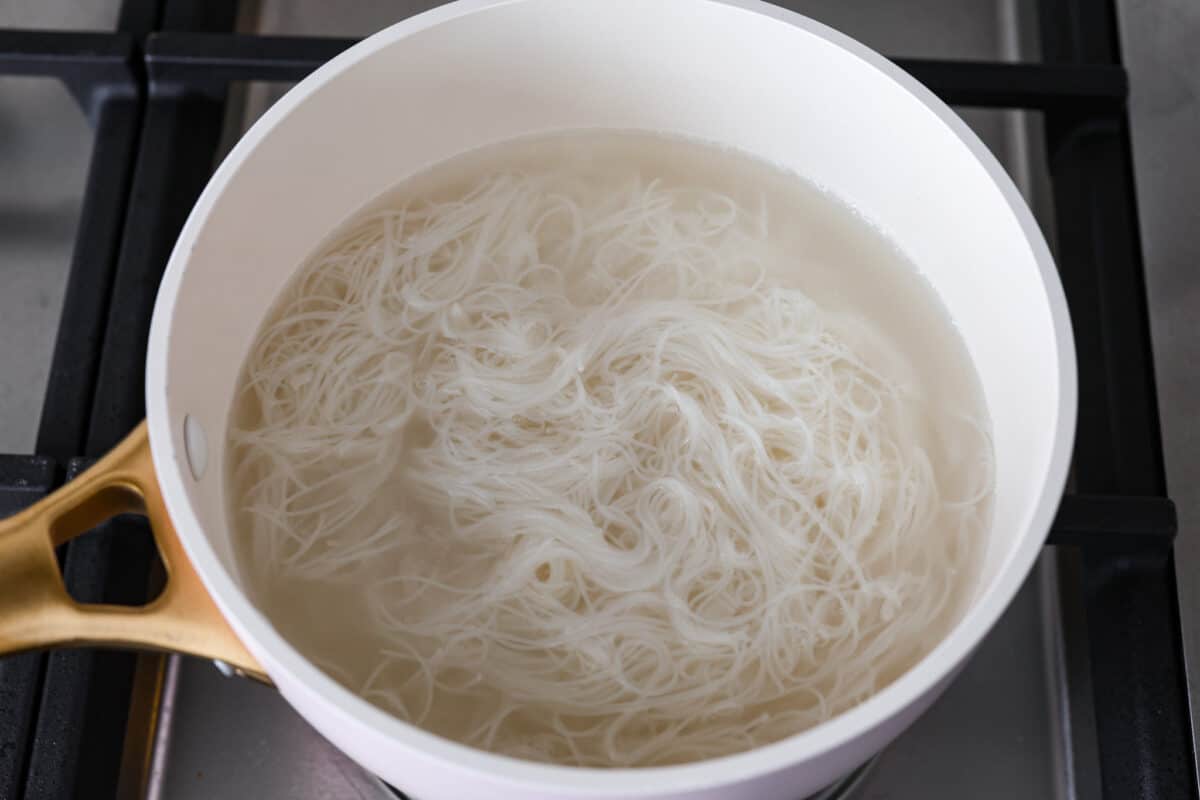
xmin=0 ymin=1 xmax=1195 ymax=798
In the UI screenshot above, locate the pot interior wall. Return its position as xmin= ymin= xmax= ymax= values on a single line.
xmin=158 ymin=0 xmax=1063 ymax=610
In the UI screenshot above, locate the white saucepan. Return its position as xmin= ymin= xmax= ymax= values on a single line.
xmin=0 ymin=1 xmax=1076 ymax=798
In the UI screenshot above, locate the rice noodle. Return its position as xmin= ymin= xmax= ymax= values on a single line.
xmin=229 ymin=157 xmax=992 ymax=767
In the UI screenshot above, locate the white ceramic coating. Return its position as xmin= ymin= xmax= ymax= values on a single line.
xmin=144 ymin=1 xmax=1076 ymax=798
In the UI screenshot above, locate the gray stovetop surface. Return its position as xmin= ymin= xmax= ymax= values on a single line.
xmin=2 ymin=1 xmax=1197 ymax=798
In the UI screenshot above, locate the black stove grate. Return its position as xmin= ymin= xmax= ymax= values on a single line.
xmin=0 ymin=0 xmax=1193 ymax=798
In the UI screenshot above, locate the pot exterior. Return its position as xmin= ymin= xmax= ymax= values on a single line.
xmin=145 ymin=0 xmax=1076 ymax=797
xmin=274 ymin=664 xmax=957 ymax=799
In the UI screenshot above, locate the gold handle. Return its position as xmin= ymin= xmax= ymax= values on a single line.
xmin=0 ymin=421 xmax=267 ymax=682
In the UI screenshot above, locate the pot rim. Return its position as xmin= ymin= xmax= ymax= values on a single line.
xmin=145 ymin=0 xmax=1077 ymax=793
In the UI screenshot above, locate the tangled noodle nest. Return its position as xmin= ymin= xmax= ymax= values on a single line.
xmin=230 ymin=166 xmax=991 ymax=767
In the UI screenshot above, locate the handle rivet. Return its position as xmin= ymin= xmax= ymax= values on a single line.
xmin=183 ymin=415 xmax=207 ymax=480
